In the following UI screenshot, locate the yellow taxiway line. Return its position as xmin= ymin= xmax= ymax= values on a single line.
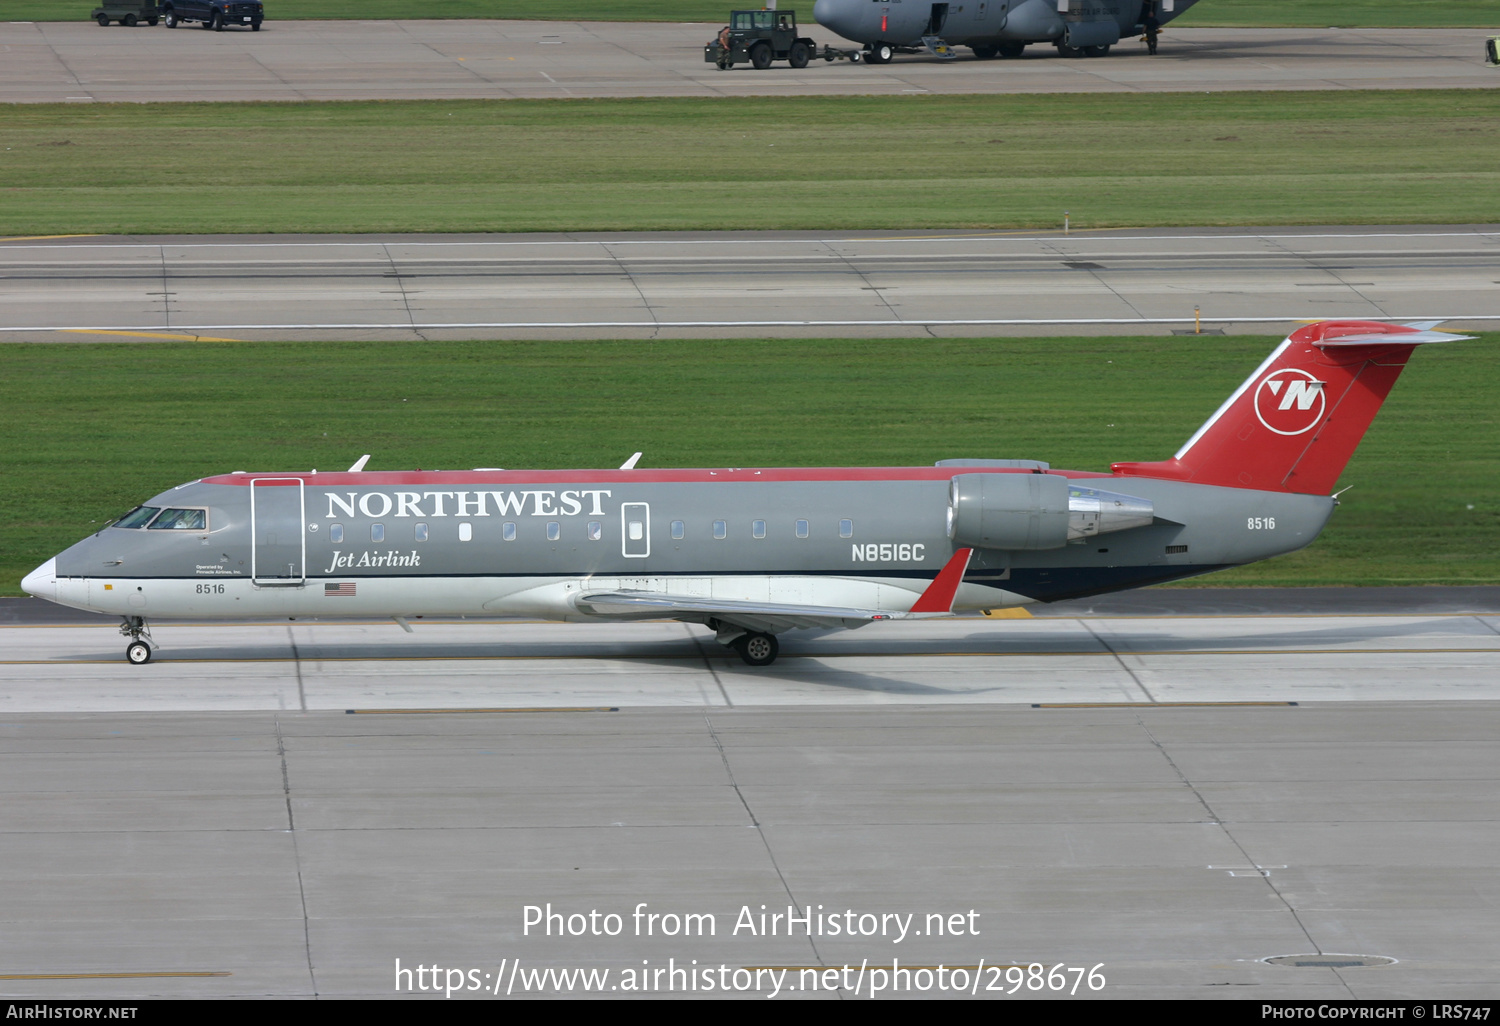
xmin=57 ymin=329 xmax=246 ymax=342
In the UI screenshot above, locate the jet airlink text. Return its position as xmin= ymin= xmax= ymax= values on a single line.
xmin=326 ymin=489 xmax=613 ymax=520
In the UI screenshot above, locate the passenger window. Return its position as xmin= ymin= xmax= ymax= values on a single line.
xmin=588 ymin=521 xmax=602 ymax=541
xmin=628 ymin=520 xmax=644 ymax=541
xmin=371 ymin=523 xmax=385 ymax=543
xmin=148 ymin=508 xmax=206 ymax=531
xmin=503 ymin=521 xmax=517 ymax=541
xmin=415 ymin=523 xmax=428 ymax=542
xmin=547 ymin=522 xmax=561 ymax=542
xmin=113 ymin=506 xmax=160 ymax=529
xmin=840 ymin=519 xmax=854 ymax=538
xmin=796 ymin=519 xmax=809 ymax=538
xmin=459 ymin=522 xmax=473 ymax=542
xmin=671 ymin=520 xmax=685 ymax=540
xmin=713 ymin=520 xmax=727 ymax=540
xmin=752 ymin=520 xmax=766 ymax=539
xmin=330 ymin=524 xmax=344 ymax=544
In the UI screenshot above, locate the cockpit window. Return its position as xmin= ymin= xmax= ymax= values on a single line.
xmin=147 ymin=508 xmax=207 ymax=531
xmin=113 ymin=506 xmax=160 ymax=529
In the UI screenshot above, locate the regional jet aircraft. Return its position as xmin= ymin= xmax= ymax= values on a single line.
xmin=22 ymin=320 xmax=1469 ymax=667
xmin=813 ymin=0 xmax=1197 ymax=62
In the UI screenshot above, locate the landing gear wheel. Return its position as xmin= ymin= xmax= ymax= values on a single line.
xmin=998 ymin=41 xmax=1025 ymax=57
xmin=971 ymin=44 xmax=999 ymax=59
xmin=1082 ymin=44 xmax=1110 ymax=57
xmin=164 ymin=9 xmax=178 ymax=26
xmin=788 ymin=40 xmax=810 ymax=69
xmin=126 ymin=641 xmax=152 ymax=665
xmin=867 ymin=41 xmax=894 ymax=64
xmin=97 ymin=13 xmax=111 ymax=25
xmin=749 ymin=42 xmax=772 ymax=69
xmin=1057 ymin=43 xmax=1084 ymax=58
xmin=734 ymin=632 xmax=779 ymax=667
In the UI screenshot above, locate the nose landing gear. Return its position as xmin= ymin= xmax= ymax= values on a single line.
xmin=120 ymin=616 xmax=155 ymax=664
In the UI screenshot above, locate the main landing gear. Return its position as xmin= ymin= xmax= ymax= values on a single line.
xmin=713 ymin=622 xmax=781 ymax=666
xmin=120 ymin=616 xmax=155 ymax=665
xmin=733 ymin=632 xmax=779 ymax=667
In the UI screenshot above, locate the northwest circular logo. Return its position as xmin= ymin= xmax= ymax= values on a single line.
xmin=1254 ymin=369 xmax=1326 ymax=436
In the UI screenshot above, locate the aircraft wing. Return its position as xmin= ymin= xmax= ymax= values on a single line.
xmin=572 ymin=591 xmax=893 ymax=632
xmin=571 ymin=548 xmax=975 ymax=634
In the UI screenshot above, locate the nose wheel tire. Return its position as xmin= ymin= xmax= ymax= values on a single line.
xmin=734 ymin=632 xmax=779 ymax=667
xmin=126 ymin=641 xmax=152 ymax=665
xmin=867 ymin=42 xmax=894 ymax=64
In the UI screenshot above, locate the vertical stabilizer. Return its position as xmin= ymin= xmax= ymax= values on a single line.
xmin=1111 ymin=321 xmax=1472 ymax=495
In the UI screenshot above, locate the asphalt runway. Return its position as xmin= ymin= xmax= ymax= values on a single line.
xmin=1 ymin=596 xmax=1498 ymax=998
xmin=4 ymin=225 xmax=1499 ymax=341
xmin=2 ymin=22 xmax=1496 ymax=103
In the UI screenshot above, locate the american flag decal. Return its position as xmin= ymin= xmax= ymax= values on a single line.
xmin=324 ymin=582 xmax=356 ymax=597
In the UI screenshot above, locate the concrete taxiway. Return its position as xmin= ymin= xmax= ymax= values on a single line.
xmin=1 ymin=594 xmax=1498 ymax=998
xmin=4 ymin=226 xmax=1498 ymax=341
xmin=1 ymin=22 xmax=1497 ymax=103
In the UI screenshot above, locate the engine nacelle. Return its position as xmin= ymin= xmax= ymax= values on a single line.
xmin=947 ymin=474 xmax=1153 ymax=551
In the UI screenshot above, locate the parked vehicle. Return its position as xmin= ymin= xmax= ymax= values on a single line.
xmin=90 ymin=2 xmax=159 ymax=26
xmin=161 ymin=0 xmax=263 ymax=30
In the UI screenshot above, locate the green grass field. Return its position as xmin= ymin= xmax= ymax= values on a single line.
xmin=11 ymin=0 xmax=1500 ymax=25
xmin=3 ymin=335 xmax=1496 ymax=596
xmin=3 ymin=91 xmax=1497 ymax=236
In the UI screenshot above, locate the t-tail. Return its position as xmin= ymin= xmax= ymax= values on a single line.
xmin=1112 ymin=320 xmax=1473 ymax=495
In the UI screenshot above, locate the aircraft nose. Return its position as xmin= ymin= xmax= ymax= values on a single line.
xmin=21 ymin=557 xmax=57 ymax=602
xmin=813 ymin=0 xmax=856 ymax=39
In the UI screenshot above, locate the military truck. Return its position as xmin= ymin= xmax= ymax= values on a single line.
xmin=90 ymin=2 xmax=159 ymax=25
xmin=705 ymin=10 xmax=858 ymax=70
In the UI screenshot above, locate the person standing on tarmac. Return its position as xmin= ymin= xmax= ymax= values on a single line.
xmin=1143 ymin=10 xmax=1160 ymax=55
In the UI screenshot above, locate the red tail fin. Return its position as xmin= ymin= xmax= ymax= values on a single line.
xmin=1112 ymin=321 xmax=1472 ymax=495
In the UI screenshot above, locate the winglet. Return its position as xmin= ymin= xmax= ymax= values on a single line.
xmin=348 ymin=454 xmax=371 ymax=472
xmin=908 ymin=547 xmax=973 ymax=614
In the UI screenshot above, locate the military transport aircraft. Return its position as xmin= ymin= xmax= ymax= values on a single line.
xmin=22 ymin=319 xmax=1470 ymax=667
xmin=813 ymin=0 xmax=1197 ymax=62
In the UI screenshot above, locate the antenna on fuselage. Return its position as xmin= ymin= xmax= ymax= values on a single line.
xmin=347 ymin=454 xmax=371 ymax=472
xmin=619 ymin=452 xmax=643 ymax=470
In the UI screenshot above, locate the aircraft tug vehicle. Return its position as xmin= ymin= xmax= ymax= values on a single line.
xmin=22 ymin=320 xmax=1473 ymax=667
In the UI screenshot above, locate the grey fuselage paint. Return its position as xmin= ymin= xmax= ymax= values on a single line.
xmin=43 ymin=467 xmax=1333 ymax=621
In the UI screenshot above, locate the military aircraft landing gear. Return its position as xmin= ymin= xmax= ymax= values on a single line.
xmin=120 ymin=616 xmax=154 ymax=665
xmin=733 ymin=632 xmax=779 ymax=667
